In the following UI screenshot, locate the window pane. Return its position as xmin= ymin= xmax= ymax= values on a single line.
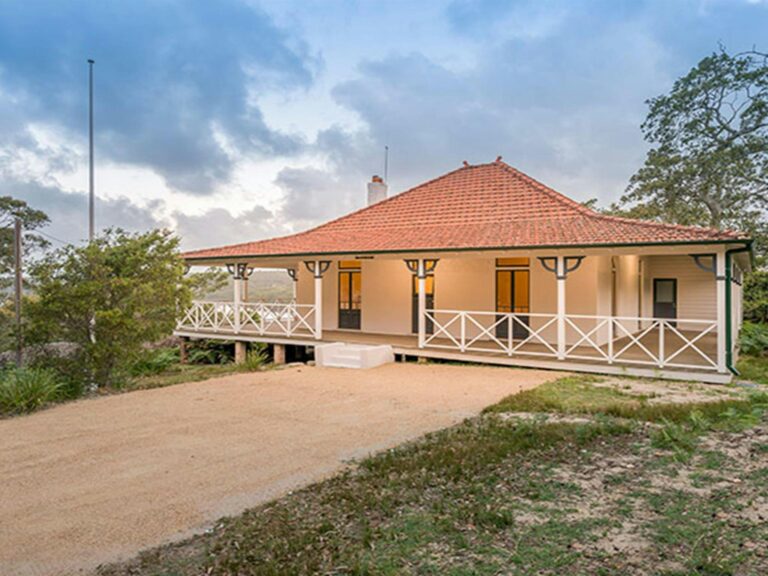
xmin=655 ymin=280 xmax=675 ymax=303
xmin=496 ymin=257 xmax=530 ymax=267
xmin=513 ymin=270 xmax=530 ymax=312
xmin=339 ymin=272 xmax=350 ymax=306
xmin=496 ymin=271 xmax=512 ymax=312
xmin=339 ymin=260 xmax=361 ymax=269
xmin=351 ymin=272 xmax=362 ymax=309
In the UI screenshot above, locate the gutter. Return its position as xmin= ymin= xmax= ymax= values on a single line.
xmin=725 ymin=240 xmax=754 ymax=376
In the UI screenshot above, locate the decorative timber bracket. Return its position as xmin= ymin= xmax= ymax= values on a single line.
xmin=226 ymin=263 xmax=254 ymax=280
xmin=303 ymin=260 xmax=331 ymax=278
xmin=690 ymin=253 xmax=726 ymax=280
xmin=403 ymin=258 xmax=439 ymax=279
xmin=286 ymin=268 xmax=298 ymax=282
xmin=537 ymin=256 xmax=585 ymax=280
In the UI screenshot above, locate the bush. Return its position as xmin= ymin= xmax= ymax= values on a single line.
xmin=187 ymin=340 xmax=235 ymax=365
xmin=25 ymin=228 xmax=192 ymax=389
xmin=242 ymin=344 xmax=270 ymax=371
xmin=744 ymin=270 xmax=768 ymax=324
xmin=739 ymin=321 xmax=768 ymax=357
xmin=0 ymin=367 xmax=63 ymax=414
xmin=130 ymin=348 xmax=180 ymax=376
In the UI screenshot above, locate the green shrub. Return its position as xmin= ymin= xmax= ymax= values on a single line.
xmin=744 ymin=270 xmax=768 ymax=324
xmin=130 ymin=348 xmax=180 ymax=376
xmin=739 ymin=321 xmax=768 ymax=357
xmin=0 ymin=367 xmax=64 ymax=414
xmin=187 ymin=340 xmax=235 ymax=365
xmin=241 ymin=344 xmax=270 ymax=371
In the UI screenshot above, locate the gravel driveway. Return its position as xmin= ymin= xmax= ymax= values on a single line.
xmin=0 ymin=363 xmax=555 ymax=576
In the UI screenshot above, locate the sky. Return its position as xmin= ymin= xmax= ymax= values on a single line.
xmin=0 ymin=0 xmax=766 ymax=251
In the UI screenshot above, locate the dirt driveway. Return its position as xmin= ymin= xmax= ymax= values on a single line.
xmin=0 ymin=363 xmax=555 ymax=576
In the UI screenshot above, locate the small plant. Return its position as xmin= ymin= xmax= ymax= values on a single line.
xmin=130 ymin=348 xmax=180 ymax=376
xmin=651 ymin=419 xmax=698 ymax=460
xmin=187 ymin=340 xmax=235 ymax=365
xmin=0 ymin=367 xmax=64 ymax=415
xmin=242 ymin=344 xmax=270 ymax=371
xmin=739 ymin=322 xmax=768 ymax=357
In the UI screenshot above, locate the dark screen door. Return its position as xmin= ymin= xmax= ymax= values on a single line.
xmin=653 ymin=278 xmax=677 ymax=320
xmin=338 ymin=270 xmax=361 ymax=329
xmin=496 ymin=269 xmax=530 ymax=339
xmin=412 ymin=275 xmax=434 ymax=334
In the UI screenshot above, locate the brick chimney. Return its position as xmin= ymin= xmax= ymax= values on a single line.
xmin=367 ymin=175 xmax=388 ymax=206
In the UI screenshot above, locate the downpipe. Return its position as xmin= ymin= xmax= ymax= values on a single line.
xmin=725 ymin=242 xmax=754 ymax=376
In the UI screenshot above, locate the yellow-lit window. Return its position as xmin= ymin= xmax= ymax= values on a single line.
xmin=351 ymin=271 xmax=362 ymax=309
xmin=513 ymin=270 xmax=530 ymax=313
xmin=496 ymin=270 xmax=529 ymax=313
xmin=496 ymin=257 xmax=530 ymax=267
xmin=339 ymin=272 xmax=351 ymax=307
xmin=496 ymin=271 xmax=512 ymax=313
xmin=339 ymin=260 xmax=361 ymax=269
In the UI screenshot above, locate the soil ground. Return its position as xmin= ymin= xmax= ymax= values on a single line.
xmin=98 ymin=374 xmax=768 ymax=576
xmin=0 ymin=362 xmax=555 ymax=576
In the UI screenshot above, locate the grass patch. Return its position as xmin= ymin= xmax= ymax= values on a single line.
xmin=737 ymin=354 xmax=768 ymax=385
xmin=484 ymin=375 xmax=642 ymax=415
xmin=125 ymin=363 xmax=244 ymax=391
xmin=486 ymin=374 xmax=764 ymax=425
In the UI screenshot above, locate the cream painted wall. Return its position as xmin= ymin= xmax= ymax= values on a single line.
xmin=361 ymin=259 xmax=411 ymax=334
xmin=642 ymin=255 xmax=716 ymax=321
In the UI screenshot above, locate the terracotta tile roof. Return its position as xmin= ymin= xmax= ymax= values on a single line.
xmin=183 ymin=160 xmax=748 ymax=261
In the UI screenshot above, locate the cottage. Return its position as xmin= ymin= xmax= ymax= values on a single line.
xmin=177 ymin=159 xmax=753 ymax=383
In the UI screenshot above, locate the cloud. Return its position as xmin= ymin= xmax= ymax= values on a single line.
xmin=0 ymin=178 xmax=167 ymax=246
xmin=0 ymin=0 xmax=316 ymax=194
xmin=173 ymin=205 xmax=287 ymax=251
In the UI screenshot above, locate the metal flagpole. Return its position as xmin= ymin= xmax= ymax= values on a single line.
xmin=88 ymin=58 xmax=95 ymax=241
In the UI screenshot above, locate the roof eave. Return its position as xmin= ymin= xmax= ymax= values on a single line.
xmin=183 ymin=237 xmax=752 ymax=264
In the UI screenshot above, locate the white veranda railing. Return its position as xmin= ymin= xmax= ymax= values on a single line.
xmin=423 ymin=309 xmax=718 ymax=371
xmin=178 ymin=300 xmax=316 ymax=338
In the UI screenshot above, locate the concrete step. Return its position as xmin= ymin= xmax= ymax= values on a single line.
xmin=315 ymin=342 xmax=395 ymax=369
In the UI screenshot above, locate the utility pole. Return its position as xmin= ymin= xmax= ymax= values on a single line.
xmin=88 ymin=58 xmax=95 ymax=241
xmin=13 ymin=218 xmax=22 ymax=367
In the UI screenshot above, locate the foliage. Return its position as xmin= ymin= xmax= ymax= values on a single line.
xmin=615 ymin=48 xmax=768 ymax=261
xmin=739 ymin=321 xmax=768 ymax=356
xmin=744 ymin=270 xmax=768 ymax=323
xmin=187 ymin=339 xmax=235 ymax=365
xmin=241 ymin=343 xmax=269 ymax=371
xmin=130 ymin=348 xmax=181 ymax=377
xmin=187 ymin=267 xmax=229 ymax=299
xmin=0 ymin=367 xmax=63 ymax=414
xmin=0 ymin=196 xmax=50 ymax=287
xmin=737 ymin=354 xmax=768 ymax=384
xmin=25 ymin=228 xmax=192 ymax=388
